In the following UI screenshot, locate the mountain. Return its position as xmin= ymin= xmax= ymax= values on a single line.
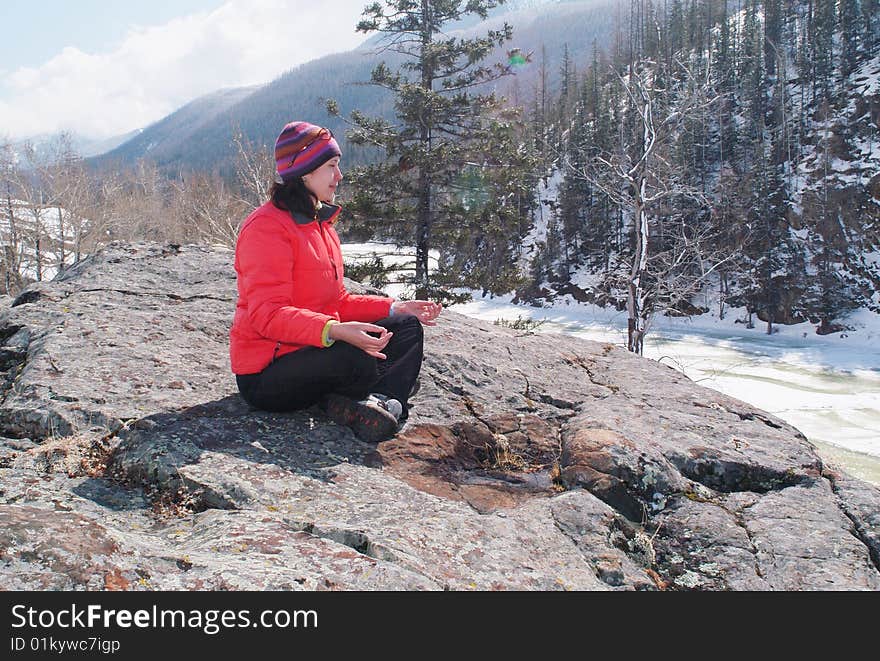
xmin=90 ymin=85 xmax=261 ymax=173
xmin=9 ymin=128 xmax=143 ymax=164
xmin=76 ymin=129 xmax=143 ymax=158
xmin=87 ymin=0 xmax=619 ymax=177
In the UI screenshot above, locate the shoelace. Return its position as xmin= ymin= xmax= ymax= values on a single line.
xmin=368 ymin=394 xmax=402 ymax=420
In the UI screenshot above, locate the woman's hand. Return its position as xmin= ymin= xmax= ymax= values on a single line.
xmin=391 ymin=300 xmax=443 ymax=326
xmin=328 ymin=322 xmax=392 ymax=359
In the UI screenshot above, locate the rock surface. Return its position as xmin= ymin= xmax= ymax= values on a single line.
xmin=0 ymin=242 xmax=878 ymax=591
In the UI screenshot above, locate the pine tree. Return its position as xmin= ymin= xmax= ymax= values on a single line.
xmin=716 ymin=0 xmax=732 ymax=91
xmin=810 ymin=0 xmax=836 ymax=100
xmin=559 ymin=43 xmax=574 ymax=113
xmin=331 ymin=0 xmax=517 ymax=297
xmin=862 ymin=0 xmax=879 ymax=53
xmin=536 ymin=44 xmax=550 ymax=166
xmin=764 ymin=0 xmax=783 ymax=78
xmin=840 ymin=0 xmax=862 ymax=77
xmin=740 ymin=0 xmax=764 ymax=128
xmin=669 ymin=0 xmax=685 ymax=55
xmin=439 ymin=114 xmax=538 ymax=295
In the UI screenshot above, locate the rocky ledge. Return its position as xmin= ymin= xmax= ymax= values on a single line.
xmin=0 ymin=243 xmax=878 ymax=591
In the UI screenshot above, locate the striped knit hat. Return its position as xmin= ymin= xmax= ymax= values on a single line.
xmin=274 ymin=121 xmax=341 ymax=183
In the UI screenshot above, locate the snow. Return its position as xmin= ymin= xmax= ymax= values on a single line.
xmin=829 ymin=157 xmax=857 ymax=174
xmin=519 ymin=169 xmax=563 ymax=268
xmin=792 ymin=51 xmax=880 ymax=212
xmin=342 ymin=242 xmax=440 ymax=300
xmin=853 ymin=135 xmax=878 ymax=162
xmin=851 ymin=53 xmax=880 ymax=97
xmin=0 ymin=198 xmax=83 ymax=282
xmin=569 ymin=265 xmax=604 ymax=291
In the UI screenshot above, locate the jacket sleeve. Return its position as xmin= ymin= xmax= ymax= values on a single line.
xmin=337 ymin=288 xmax=394 ymax=323
xmin=236 ymin=215 xmax=332 ymax=347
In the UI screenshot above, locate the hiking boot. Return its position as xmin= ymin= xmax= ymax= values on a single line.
xmin=324 ymin=393 xmax=400 ymax=443
xmin=369 ymin=393 xmax=404 ymax=420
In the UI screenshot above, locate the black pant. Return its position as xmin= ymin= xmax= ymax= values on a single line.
xmin=236 ymin=315 xmax=423 ymax=418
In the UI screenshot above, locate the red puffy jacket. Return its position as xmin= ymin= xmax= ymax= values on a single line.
xmin=229 ymin=200 xmax=392 ymax=375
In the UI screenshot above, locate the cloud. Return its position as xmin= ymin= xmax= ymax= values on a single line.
xmin=0 ymin=0 xmax=368 ymax=140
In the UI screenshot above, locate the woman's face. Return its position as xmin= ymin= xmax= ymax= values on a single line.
xmin=303 ymin=157 xmax=343 ymax=203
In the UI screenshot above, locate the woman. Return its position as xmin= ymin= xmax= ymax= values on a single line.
xmin=230 ymin=120 xmax=442 ymax=442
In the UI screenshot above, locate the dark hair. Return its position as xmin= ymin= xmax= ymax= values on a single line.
xmin=270 ymin=177 xmax=317 ymax=218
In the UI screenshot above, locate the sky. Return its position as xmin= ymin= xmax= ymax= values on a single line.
xmin=0 ymin=0 xmax=371 ymax=141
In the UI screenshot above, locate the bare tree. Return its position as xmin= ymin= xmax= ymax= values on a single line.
xmin=0 ymin=134 xmax=103 ymax=292
xmin=171 ymin=172 xmax=244 ymax=248
xmin=98 ymin=160 xmax=175 ymax=243
xmin=574 ymin=57 xmax=731 ymax=354
xmin=43 ymin=133 xmax=96 ymax=264
xmin=231 ymin=128 xmax=274 ymax=211
xmin=88 ymin=168 xmax=126 ymax=249
xmin=12 ymin=142 xmax=54 ymax=283
xmin=0 ymin=139 xmax=26 ymax=293
xmin=171 ymin=130 xmax=275 ymax=249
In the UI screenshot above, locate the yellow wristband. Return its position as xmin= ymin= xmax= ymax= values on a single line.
xmin=321 ymin=320 xmax=337 ymax=347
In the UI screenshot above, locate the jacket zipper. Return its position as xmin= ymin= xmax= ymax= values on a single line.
xmin=318 ymin=219 xmax=338 ymax=280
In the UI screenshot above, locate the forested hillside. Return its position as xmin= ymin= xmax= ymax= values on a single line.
xmin=522 ymin=0 xmax=879 ymax=337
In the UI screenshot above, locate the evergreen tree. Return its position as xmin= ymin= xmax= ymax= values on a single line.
xmin=332 ymin=0 xmax=517 ymax=296
xmin=810 ymin=0 xmax=836 ymax=100
xmin=439 ymin=113 xmax=538 ymax=295
xmin=840 ymin=0 xmax=862 ymax=77
xmin=800 ymin=182 xmax=861 ymax=333
xmin=740 ymin=0 xmax=764 ymax=129
xmin=669 ymin=0 xmax=685 ymax=55
xmin=764 ymin=0 xmax=783 ymax=78
xmin=559 ymin=43 xmax=574 ymax=113
xmin=862 ymin=0 xmax=879 ymax=53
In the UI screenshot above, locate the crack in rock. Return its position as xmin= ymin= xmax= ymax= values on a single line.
xmin=728 ymin=501 xmax=764 ymax=579
xmin=287 ymin=521 xmax=402 ymax=564
xmin=534 ymin=392 xmax=578 ymax=410
xmin=841 ymin=511 xmax=880 ymax=575
xmin=547 ymin=493 xmax=659 ymax=590
xmin=11 ymin=291 xmax=44 ymax=307
xmin=562 ymin=354 xmax=619 ymax=395
xmin=665 ymin=448 xmax=809 ymax=494
xmin=824 ymin=470 xmax=880 ymax=575
xmin=75 ymin=288 xmax=233 ymax=303
xmin=283 ymin=519 xmax=445 ymax=588
xmin=693 ymin=400 xmax=800 ymax=436
xmin=429 ymin=372 xmax=466 ymax=397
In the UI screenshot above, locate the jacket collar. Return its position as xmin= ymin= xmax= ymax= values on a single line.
xmin=290 ymin=202 xmax=341 ymax=226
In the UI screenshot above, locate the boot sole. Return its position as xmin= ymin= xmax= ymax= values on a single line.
xmin=324 ymin=394 xmax=399 ymax=443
